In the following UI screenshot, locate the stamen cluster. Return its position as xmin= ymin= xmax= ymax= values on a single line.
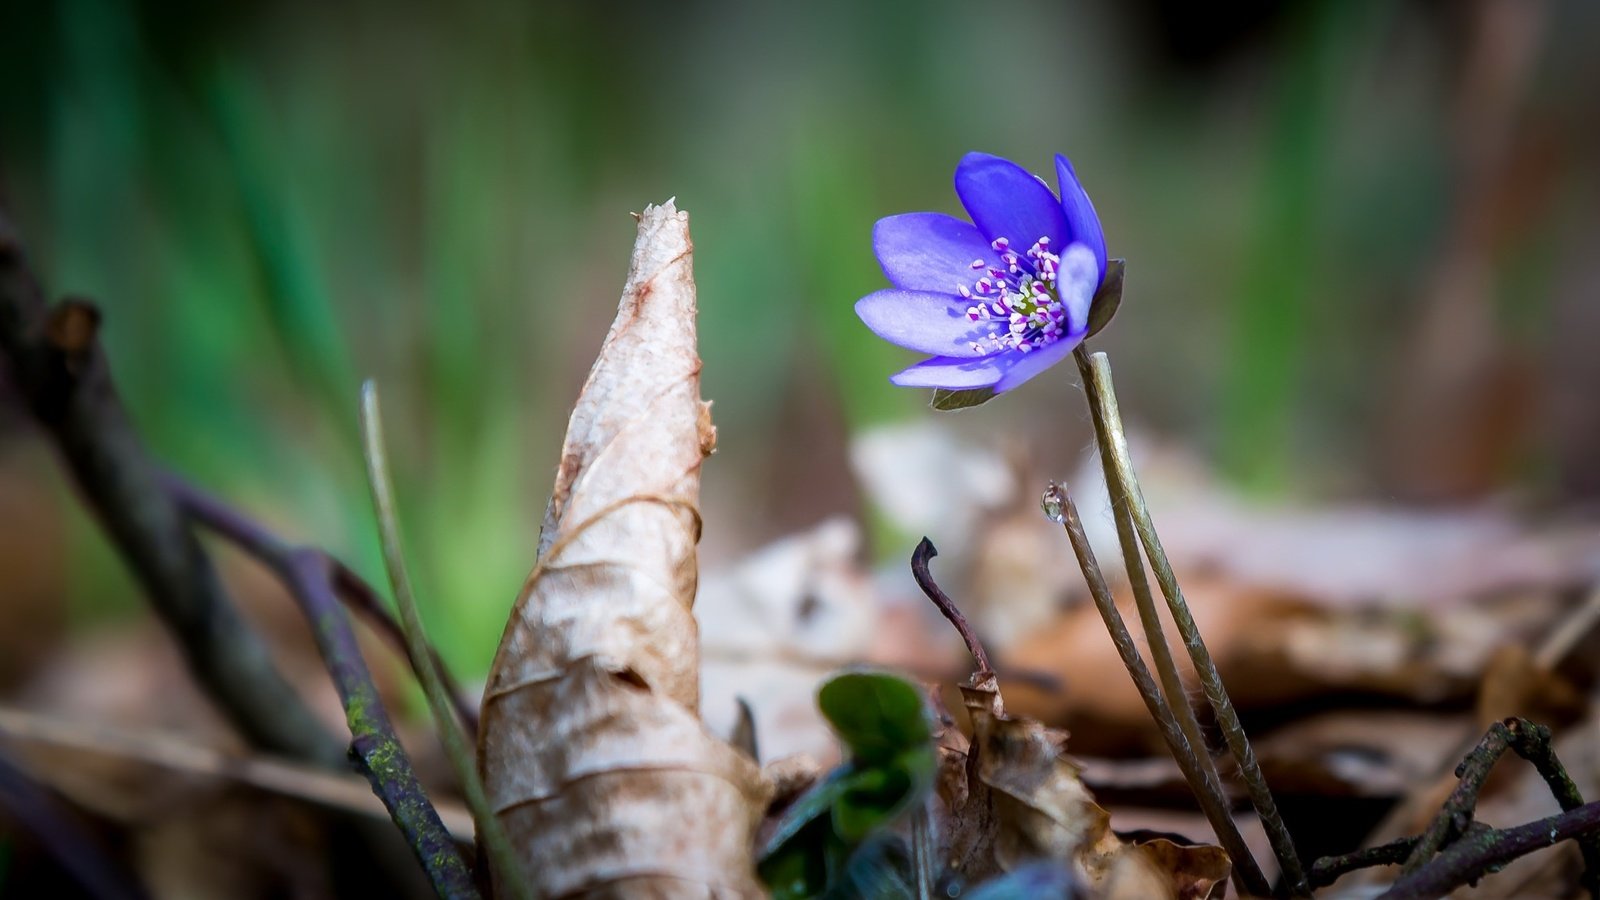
xmin=957 ymin=236 xmax=1066 ymax=355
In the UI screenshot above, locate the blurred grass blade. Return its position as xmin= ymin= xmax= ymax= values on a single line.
xmin=358 ymin=381 xmax=533 ymax=900
xmin=206 ymin=63 xmax=359 ymax=436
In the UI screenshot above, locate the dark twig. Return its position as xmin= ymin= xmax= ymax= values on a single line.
xmin=1508 ymin=719 xmax=1600 ymax=896
xmin=0 ymin=748 xmax=147 ymax=900
xmin=1380 ymin=801 xmax=1600 ymax=900
xmin=1400 ymin=717 xmax=1600 ymax=895
xmin=0 ymin=212 xmax=340 ymax=767
xmin=173 ymin=475 xmax=478 ymax=898
xmin=1056 ymin=491 xmax=1271 ymax=899
xmin=1315 ymin=718 xmax=1600 ymax=896
xmin=330 ymin=560 xmax=481 ymax=739
xmin=159 ymin=471 xmax=479 ymax=739
xmin=1398 ymin=718 xmax=1513 ymax=874
xmin=1309 ymin=835 xmax=1423 ymax=888
xmin=910 ymin=538 xmax=993 ymax=676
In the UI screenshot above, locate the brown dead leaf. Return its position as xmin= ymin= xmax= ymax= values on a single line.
xmin=479 ymin=201 xmax=770 ymax=897
xmin=940 ymin=675 xmax=1228 ymax=900
xmin=1123 ymin=838 xmax=1230 ymax=900
xmin=1004 ymin=570 xmax=1566 ymax=756
xmin=1476 ymin=644 xmax=1586 ymax=730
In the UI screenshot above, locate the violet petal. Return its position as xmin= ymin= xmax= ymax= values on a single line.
xmin=855 ymin=289 xmax=990 ymax=358
xmin=872 ymin=213 xmax=1001 ymax=293
xmin=1055 ymin=154 xmax=1107 ymax=278
xmin=1057 ymin=243 xmax=1101 ymax=335
xmin=954 ymin=152 xmax=1068 ymax=252
xmin=889 ymin=354 xmax=1006 ymax=389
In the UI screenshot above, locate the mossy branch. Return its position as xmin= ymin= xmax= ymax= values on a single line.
xmin=169 ymin=473 xmax=478 ymax=898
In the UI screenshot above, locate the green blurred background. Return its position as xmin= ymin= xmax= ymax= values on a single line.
xmin=1 ymin=0 xmax=1597 ymax=676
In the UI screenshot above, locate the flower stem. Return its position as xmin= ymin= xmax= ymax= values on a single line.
xmin=358 ymin=382 xmax=533 ymax=900
xmin=1076 ymin=348 xmax=1309 ymax=896
xmin=1056 ymin=487 xmax=1270 ymax=898
xmin=1071 ymin=348 xmax=1224 ymax=806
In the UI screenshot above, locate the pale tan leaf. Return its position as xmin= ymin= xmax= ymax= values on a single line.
xmin=479 ymin=201 xmax=770 ymax=898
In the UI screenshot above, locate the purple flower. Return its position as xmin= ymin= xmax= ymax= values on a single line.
xmin=856 ymin=152 xmax=1107 ymax=394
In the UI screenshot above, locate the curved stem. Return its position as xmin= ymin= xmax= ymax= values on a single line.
xmin=1058 ymin=490 xmax=1271 ymax=898
xmin=1072 ymin=348 xmax=1224 ymax=806
xmin=1078 ymin=349 xmax=1308 ymax=896
xmin=911 ymin=538 xmax=993 ymax=676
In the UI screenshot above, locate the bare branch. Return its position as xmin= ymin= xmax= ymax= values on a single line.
xmin=175 ymin=477 xmax=478 ymax=898
xmin=0 ymin=211 xmax=340 ymax=766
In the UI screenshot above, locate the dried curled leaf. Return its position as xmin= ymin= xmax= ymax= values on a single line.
xmin=940 ymin=676 xmax=1228 ymax=900
xmin=479 ymin=201 xmax=770 ymax=898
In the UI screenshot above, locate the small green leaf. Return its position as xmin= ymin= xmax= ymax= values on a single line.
xmin=759 ymin=673 xmax=937 ymax=898
xmin=930 ymin=386 xmax=997 ymax=411
xmin=833 ymin=767 xmax=904 ymax=841
xmin=1085 ymin=258 xmax=1126 ymax=339
xmin=758 ymin=768 xmax=857 ymax=860
xmin=817 ymin=672 xmax=930 ymax=765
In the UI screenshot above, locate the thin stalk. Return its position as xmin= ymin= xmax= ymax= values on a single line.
xmin=1057 ymin=490 xmax=1270 ymax=897
xmin=1073 ymin=348 xmax=1223 ymax=799
xmin=359 ymin=382 xmax=533 ymax=900
xmin=1309 ymin=835 xmax=1422 ymax=888
xmin=911 ymin=537 xmax=993 ymax=675
xmin=1080 ymin=350 xmax=1309 ymax=896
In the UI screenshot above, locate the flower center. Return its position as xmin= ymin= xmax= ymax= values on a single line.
xmin=959 ymin=236 xmax=1068 ymax=355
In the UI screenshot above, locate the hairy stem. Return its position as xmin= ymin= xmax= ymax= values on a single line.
xmin=1072 ymin=347 xmax=1224 ymax=807
xmin=1077 ymin=349 xmax=1307 ymax=896
xmin=1058 ymin=490 xmax=1271 ymax=898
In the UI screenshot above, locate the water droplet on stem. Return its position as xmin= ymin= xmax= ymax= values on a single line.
xmin=1040 ymin=481 xmax=1067 ymax=523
